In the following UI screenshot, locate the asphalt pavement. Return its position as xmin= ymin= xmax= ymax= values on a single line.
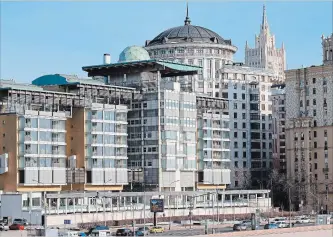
xmin=149 ymin=223 xmax=314 ymax=236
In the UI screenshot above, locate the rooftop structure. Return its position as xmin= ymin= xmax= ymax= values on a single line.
xmin=146 ymin=4 xmax=233 ymax=47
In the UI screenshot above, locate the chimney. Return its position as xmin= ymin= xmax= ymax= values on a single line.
xmin=103 ymin=53 xmax=111 ymax=64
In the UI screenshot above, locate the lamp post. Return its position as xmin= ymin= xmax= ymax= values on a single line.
xmin=103 ymin=178 xmax=113 ymax=226
xmin=204 ymin=181 xmax=221 ymax=231
xmin=167 ymin=180 xmax=180 ymax=230
xmin=32 ymin=179 xmax=47 ymax=230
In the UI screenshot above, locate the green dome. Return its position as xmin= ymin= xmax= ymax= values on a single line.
xmin=118 ymin=46 xmax=150 ymax=62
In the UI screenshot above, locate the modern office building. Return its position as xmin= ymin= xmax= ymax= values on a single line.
xmin=83 ymin=46 xmax=231 ymax=192
xmin=245 ymin=5 xmax=286 ymax=82
xmin=285 ymin=60 xmax=333 ymax=211
xmin=216 ymin=64 xmax=275 ymax=188
xmin=0 ymin=75 xmax=134 ymax=193
xmin=271 ymin=84 xmax=286 ymax=175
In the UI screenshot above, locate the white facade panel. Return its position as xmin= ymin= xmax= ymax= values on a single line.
xmin=180 ymin=171 xmax=194 ymax=187
xmin=92 ymin=169 xmax=104 ymax=184
xmin=24 ymin=168 xmax=39 ymax=184
xmin=53 ymin=168 xmax=66 ymax=184
xmin=104 ymin=168 xmax=116 ymax=184
xmin=116 ymin=168 xmax=128 ymax=184
xmin=39 ymin=168 xmax=53 ymax=184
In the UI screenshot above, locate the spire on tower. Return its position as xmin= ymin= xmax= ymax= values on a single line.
xmin=184 ymin=1 xmax=191 ymax=25
xmin=261 ymin=4 xmax=269 ymax=31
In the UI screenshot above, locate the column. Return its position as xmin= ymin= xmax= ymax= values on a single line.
xmin=56 ymin=198 xmax=60 ymax=215
xmin=65 ymin=198 xmax=68 ymax=214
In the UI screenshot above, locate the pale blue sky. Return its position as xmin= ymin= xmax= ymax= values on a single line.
xmin=1 ymin=1 xmax=332 ymax=83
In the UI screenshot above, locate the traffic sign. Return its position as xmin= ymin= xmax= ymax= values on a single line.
xmin=64 ymin=219 xmax=71 ymax=225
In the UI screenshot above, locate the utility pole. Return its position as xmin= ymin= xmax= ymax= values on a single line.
xmin=288 ymin=186 xmax=292 ymax=228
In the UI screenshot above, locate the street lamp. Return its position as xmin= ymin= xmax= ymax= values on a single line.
xmin=166 ymin=180 xmax=180 ymax=230
xmin=103 ymin=178 xmax=113 ymax=226
xmin=32 ymin=179 xmax=47 ymax=230
xmin=204 ymin=181 xmax=221 ymax=231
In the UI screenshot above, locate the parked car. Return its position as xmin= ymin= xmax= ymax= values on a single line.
xmin=149 ymin=226 xmax=164 ymax=233
xmin=241 ymin=220 xmax=252 ymax=226
xmin=264 ymin=223 xmax=278 ymax=229
xmin=296 ymin=217 xmax=310 ymax=224
xmin=274 ymin=221 xmax=288 ymax=228
xmin=116 ymin=228 xmax=134 ymax=236
xmin=233 ymin=223 xmax=247 ymax=231
xmin=86 ymin=225 xmax=109 ymax=236
xmin=12 ymin=218 xmax=28 ymax=226
xmin=9 ymin=223 xmax=24 ymax=230
xmin=0 ymin=223 xmax=9 ymax=231
xmin=135 ymin=227 xmax=150 ymax=236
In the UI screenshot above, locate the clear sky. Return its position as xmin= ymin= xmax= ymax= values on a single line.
xmin=1 ymin=1 xmax=332 ymax=83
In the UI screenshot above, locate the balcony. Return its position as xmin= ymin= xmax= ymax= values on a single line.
xmin=323 ymin=168 xmax=329 ymax=173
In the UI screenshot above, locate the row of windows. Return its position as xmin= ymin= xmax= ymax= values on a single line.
xmin=163 ymin=117 xmax=196 ymax=127
xmin=300 ymin=98 xmax=328 ymax=107
xmin=19 ymin=157 xmax=66 ymax=168
xmin=24 ymin=118 xmax=65 ymax=130
xmin=152 ymin=48 xmax=230 ymax=56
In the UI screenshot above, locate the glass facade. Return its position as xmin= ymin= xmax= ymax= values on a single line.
xmin=85 ymin=107 xmax=128 ymax=170
xmin=18 ymin=116 xmax=67 ymax=169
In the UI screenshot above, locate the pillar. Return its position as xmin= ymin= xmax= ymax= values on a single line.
xmin=65 ymin=198 xmax=68 ymax=214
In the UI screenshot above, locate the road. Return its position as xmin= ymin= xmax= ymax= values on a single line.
xmin=0 ymin=223 xmax=317 ymax=237
xmin=150 ymin=223 xmax=314 ymax=236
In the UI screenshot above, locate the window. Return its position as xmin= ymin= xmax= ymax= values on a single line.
xmin=314 ymin=163 xmax=317 ymax=170
xmin=242 ymin=113 xmax=246 ymax=119
xmin=314 ymin=152 xmax=317 ymax=159
xmin=313 ymin=78 xmax=316 ymax=83
xmin=306 ymin=100 xmax=309 ymax=106
xmin=234 ymin=142 xmax=238 ymax=148
xmin=235 ymin=151 xmax=238 ymax=158
xmin=314 ymin=131 xmax=317 ymax=137
xmin=324 ymin=130 xmax=327 ymax=137
xmin=234 ymin=132 xmax=238 ymax=138
xmin=314 ymin=142 xmax=317 ymax=148
xmin=242 ymin=94 xmax=245 ymax=100
xmin=233 ymin=103 xmax=238 ymax=109
xmin=313 ymin=99 xmax=316 ymax=105
xmin=242 ymin=103 xmax=246 ymax=109
xmin=261 ymin=104 xmax=265 ymax=110
xmin=233 ymin=93 xmax=237 ymax=99
xmin=242 ymin=132 xmax=246 ymax=139
xmin=234 ymin=122 xmax=238 ymax=129
xmin=313 ymin=109 xmax=316 ymax=116
xmin=313 ymin=88 xmax=316 ymax=94
xmin=242 ymin=123 xmax=246 ymax=128
xmin=235 ymin=181 xmax=239 ymax=187
xmin=234 ymin=161 xmax=238 ymax=168
xmin=234 ymin=113 xmax=237 ymax=119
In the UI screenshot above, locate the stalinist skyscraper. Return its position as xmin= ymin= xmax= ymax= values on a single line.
xmin=245 ymin=5 xmax=286 ymax=82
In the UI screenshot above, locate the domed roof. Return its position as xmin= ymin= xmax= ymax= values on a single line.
xmin=119 ymin=46 xmax=150 ymax=62
xmin=146 ymin=5 xmax=232 ymax=47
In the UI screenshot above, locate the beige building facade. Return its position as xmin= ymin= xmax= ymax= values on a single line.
xmin=285 ymin=64 xmax=333 ymax=212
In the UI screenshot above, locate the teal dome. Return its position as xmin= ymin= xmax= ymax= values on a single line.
xmin=118 ymin=46 xmax=150 ymax=62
